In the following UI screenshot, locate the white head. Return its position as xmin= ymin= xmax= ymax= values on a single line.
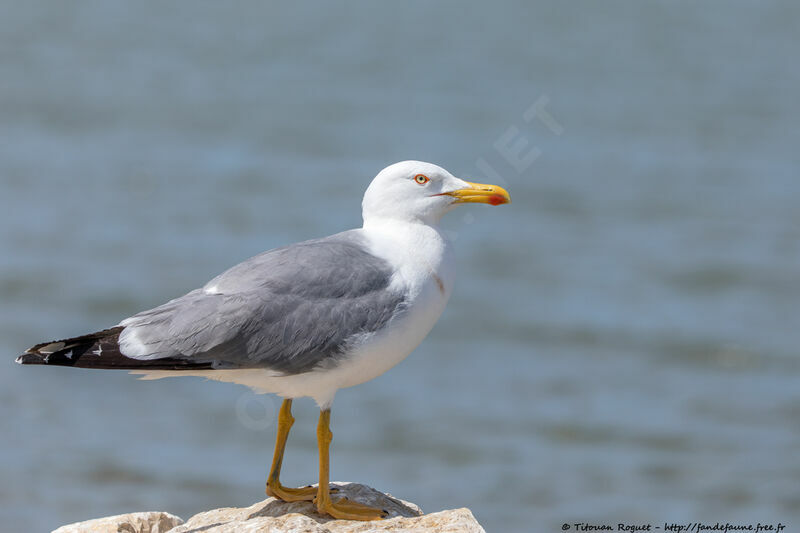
xmin=362 ymin=160 xmax=510 ymax=226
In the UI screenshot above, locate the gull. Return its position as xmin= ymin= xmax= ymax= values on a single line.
xmin=17 ymin=160 xmax=510 ymax=520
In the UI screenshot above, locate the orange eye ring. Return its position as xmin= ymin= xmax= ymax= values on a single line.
xmin=414 ymin=174 xmax=429 ymax=185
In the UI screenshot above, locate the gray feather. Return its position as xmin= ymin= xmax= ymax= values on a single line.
xmin=119 ymin=230 xmax=407 ymax=374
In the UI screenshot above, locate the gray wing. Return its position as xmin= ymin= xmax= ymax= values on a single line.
xmin=118 ymin=230 xmax=407 ymax=374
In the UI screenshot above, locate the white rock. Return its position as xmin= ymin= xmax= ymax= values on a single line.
xmin=169 ymin=483 xmax=484 ymax=533
xmin=52 ymin=511 xmax=183 ymax=533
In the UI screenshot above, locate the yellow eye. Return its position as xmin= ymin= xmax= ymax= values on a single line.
xmin=414 ymin=174 xmax=429 ymax=185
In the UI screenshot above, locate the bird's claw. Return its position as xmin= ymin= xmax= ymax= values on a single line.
xmin=316 ymin=496 xmax=388 ymax=521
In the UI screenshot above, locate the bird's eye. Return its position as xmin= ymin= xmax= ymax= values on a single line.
xmin=414 ymin=174 xmax=430 ymax=185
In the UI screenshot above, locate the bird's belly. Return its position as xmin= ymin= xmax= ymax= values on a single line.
xmin=300 ymin=278 xmax=444 ymax=392
xmin=337 ymin=288 xmax=448 ymax=388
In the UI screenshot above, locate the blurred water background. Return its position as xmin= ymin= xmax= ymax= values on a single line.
xmin=1 ymin=2 xmax=799 ymax=532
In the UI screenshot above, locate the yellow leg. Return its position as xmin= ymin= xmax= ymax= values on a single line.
xmin=314 ymin=409 xmax=387 ymax=520
xmin=265 ymin=399 xmax=317 ymax=501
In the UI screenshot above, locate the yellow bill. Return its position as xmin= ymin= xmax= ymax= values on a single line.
xmin=444 ymin=181 xmax=511 ymax=206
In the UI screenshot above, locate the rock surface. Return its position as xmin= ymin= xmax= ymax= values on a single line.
xmin=53 ymin=511 xmax=183 ymax=533
xmin=53 ymin=483 xmax=486 ymax=533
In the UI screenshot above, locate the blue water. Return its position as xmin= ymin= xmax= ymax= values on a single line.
xmin=1 ymin=2 xmax=799 ymax=532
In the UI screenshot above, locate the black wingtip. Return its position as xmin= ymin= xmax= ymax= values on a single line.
xmin=16 ymin=353 xmax=44 ymax=365
xmin=17 ymin=327 xmax=216 ymax=371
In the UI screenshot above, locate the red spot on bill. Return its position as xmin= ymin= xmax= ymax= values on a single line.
xmin=488 ymin=195 xmax=506 ymax=206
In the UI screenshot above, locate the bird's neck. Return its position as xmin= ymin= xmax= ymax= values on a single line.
xmin=361 ymin=217 xmax=448 ymax=253
xmin=360 ymin=217 xmax=454 ymax=297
